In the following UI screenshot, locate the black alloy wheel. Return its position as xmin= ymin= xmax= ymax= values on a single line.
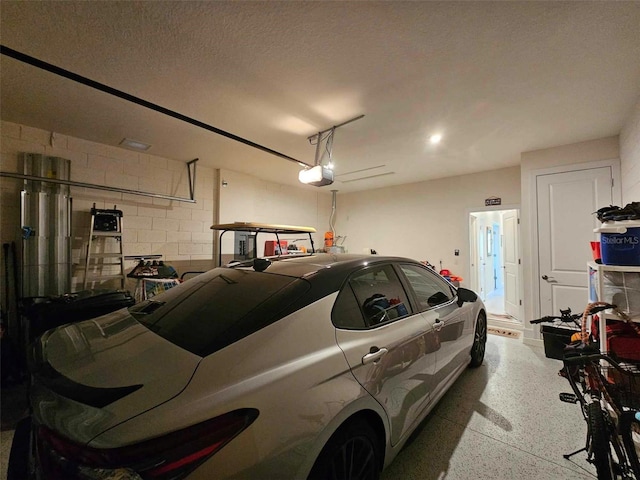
xmin=469 ymin=312 xmax=487 ymax=368
xmin=587 ymin=402 xmax=614 ymax=480
xmin=309 ymin=419 xmax=381 ymax=480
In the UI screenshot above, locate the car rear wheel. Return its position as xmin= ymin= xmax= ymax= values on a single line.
xmin=469 ymin=312 xmax=486 ymax=368
xmin=308 ymin=419 xmax=381 ymax=480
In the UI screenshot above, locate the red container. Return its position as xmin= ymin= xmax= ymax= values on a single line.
xmin=590 ymin=241 xmax=601 ymax=261
xmin=264 ymin=240 xmax=287 ymax=256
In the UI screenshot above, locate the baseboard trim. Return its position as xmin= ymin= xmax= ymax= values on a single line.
xmin=487 ymin=317 xmax=523 ymax=331
xmin=523 ymin=337 xmax=544 ymax=348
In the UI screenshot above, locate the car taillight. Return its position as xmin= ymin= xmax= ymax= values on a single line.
xmin=37 ymin=408 xmax=258 ymax=479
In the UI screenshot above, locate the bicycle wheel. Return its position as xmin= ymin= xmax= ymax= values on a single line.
xmin=588 ymin=402 xmax=614 ymax=480
xmin=620 ymin=412 xmax=640 ymax=479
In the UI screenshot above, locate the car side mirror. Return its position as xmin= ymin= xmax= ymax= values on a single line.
xmin=427 ymin=291 xmax=449 ymax=307
xmin=456 ymin=287 xmax=478 ymax=307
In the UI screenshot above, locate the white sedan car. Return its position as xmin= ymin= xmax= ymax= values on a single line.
xmin=12 ymin=254 xmax=486 ymax=480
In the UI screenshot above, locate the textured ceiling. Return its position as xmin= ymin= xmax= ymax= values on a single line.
xmin=1 ymin=1 xmax=639 ymax=193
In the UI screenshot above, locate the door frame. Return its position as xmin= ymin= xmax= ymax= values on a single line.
xmin=466 ymin=204 xmax=522 ymax=322
xmin=525 ymin=159 xmax=621 ymax=333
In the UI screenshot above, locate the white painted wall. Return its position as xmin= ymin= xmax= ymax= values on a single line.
xmin=217 ymin=169 xmax=332 ymax=262
xmin=620 ymin=97 xmax=640 ymax=203
xmin=335 ymin=166 xmax=521 ymax=287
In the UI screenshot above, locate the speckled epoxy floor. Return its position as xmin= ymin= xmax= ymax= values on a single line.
xmin=1 ymin=335 xmax=596 ymax=480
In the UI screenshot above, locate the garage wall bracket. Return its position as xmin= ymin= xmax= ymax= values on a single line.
xmin=1 ymin=158 xmax=199 ymax=203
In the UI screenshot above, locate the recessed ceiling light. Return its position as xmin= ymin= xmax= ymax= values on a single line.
xmin=429 ymin=134 xmax=442 ymax=144
xmin=119 ymin=138 xmax=151 ymax=151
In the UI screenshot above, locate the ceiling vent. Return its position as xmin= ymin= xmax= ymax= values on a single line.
xmin=119 ymin=138 xmax=152 ymax=151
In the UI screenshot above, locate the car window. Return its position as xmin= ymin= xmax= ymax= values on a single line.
xmin=343 ymin=264 xmax=412 ymax=327
xmin=332 ymin=284 xmax=368 ymax=330
xmin=129 ymin=268 xmax=309 ymax=357
xmin=398 ymin=264 xmax=454 ymax=311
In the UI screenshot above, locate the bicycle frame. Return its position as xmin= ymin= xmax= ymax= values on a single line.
xmin=534 ymin=302 xmax=640 ymax=479
xmin=562 ymin=350 xmax=640 ymax=479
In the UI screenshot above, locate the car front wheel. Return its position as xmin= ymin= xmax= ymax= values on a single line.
xmin=469 ymin=311 xmax=487 ymax=368
xmin=308 ymin=419 xmax=381 ymax=480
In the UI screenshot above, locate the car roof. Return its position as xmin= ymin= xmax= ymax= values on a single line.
xmin=229 ymin=253 xmax=421 ymax=281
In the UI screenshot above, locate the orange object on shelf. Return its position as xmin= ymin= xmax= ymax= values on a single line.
xmin=324 ymin=231 xmax=334 ymax=248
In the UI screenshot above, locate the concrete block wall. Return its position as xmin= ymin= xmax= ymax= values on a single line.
xmin=1 ymin=121 xmax=216 ymax=296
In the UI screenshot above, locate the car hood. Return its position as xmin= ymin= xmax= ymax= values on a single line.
xmin=29 ymin=308 xmax=201 ymax=444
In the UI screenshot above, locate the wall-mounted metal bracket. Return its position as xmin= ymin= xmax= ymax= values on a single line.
xmin=1 ymin=158 xmax=199 ymax=203
xmin=307 ymin=114 xmax=364 ymax=166
xmin=187 ymin=159 xmax=197 ymax=201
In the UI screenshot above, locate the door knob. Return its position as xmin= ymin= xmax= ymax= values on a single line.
xmin=542 ymin=275 xmax=548 ymax=280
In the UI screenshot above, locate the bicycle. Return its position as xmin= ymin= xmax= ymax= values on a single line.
xmin=531 ymin=302 xmax=640 ymax=479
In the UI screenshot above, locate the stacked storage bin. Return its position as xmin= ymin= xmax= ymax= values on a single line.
xmin=593 ymin=208 xmax=640 ymax=362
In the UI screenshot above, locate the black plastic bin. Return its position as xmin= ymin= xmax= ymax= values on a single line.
xmin=541 ymin=324 xmax=579 ymax=360
xmin=22 ymin=289 xmax=135 ymax=342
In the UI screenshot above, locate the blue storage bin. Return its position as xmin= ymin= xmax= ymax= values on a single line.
xmin=596 ymin=220 xmax=640 ymax=266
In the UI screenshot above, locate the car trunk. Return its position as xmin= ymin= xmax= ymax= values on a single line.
xmin=29 ymin=308 xmax=201 ymax=444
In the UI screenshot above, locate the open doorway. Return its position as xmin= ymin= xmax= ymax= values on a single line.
xmin=469 ymin=208 xmax=521 ymax=325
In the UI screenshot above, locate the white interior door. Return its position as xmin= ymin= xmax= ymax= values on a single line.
xmin=492 ymin=224 xmax=502 ymax=291
xmin=537 ymin=167 xmax=612 ymax=317
xmin=503 ymin=210 xmax=520 ymax=319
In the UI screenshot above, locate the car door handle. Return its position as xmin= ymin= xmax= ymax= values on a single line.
xmin=362 ymin=347 xmax=388 ymax=365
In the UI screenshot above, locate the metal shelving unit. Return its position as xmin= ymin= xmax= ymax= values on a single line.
xmin=588 ymin=261 xmax=640 ymax=353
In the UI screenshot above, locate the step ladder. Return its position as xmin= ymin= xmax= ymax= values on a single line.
xmin=83 ymin=204 xmax=126 ymax=290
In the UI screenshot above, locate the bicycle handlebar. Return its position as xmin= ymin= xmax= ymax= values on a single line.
xmin=529 ymin=304 xmax=617 ymax=325
xmin=530 ymin=315 xmax=578 ymax=324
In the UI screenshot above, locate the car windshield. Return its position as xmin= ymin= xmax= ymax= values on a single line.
xmin=129 ymin=267 xmax=309 ymax=357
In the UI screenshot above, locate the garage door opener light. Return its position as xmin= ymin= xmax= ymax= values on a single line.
xmin=299 ymin=165 xmax=334 ymax=186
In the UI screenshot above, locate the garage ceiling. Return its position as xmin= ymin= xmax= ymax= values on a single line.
xmin=1 ymin=1 xmax=639 ymax=193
